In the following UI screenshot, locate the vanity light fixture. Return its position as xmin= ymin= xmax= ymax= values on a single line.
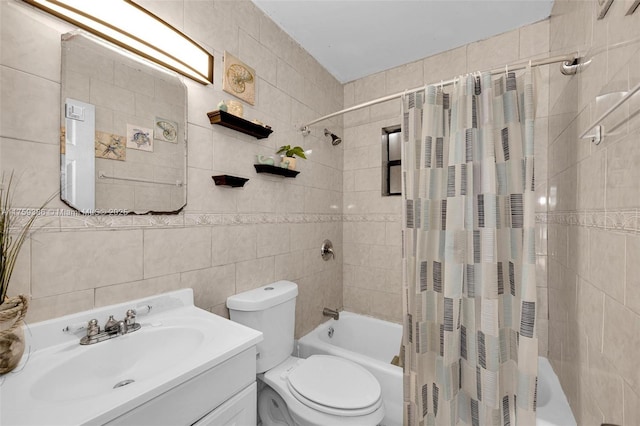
xmin=23 ymin=0 xmax=213 ymax=84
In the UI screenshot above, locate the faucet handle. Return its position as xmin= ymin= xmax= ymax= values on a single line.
xmin=125 ymin=309 xmax=136 ymax=326
xmin=87 ymin=318 xmax=100 ymax=337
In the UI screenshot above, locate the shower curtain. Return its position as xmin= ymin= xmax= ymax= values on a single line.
xmin=401 ymin=69 xmax=538 ymax=426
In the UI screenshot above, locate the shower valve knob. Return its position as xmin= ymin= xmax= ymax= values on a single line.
xmin=321 ymin=239 xmax=335 ymax=261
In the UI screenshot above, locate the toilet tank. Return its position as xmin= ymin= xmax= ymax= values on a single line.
xmin=226 ymin=281 xmax=298 ymax=373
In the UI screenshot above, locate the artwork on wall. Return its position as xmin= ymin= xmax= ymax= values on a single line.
xmin=126 ymin=124 xmax=153 ymax=152
xmin=154 ymin=117 xmax=178 ymax=143
xmin=95 ymin=131 xmax=126 ymax=161
xmin=223 ymin=51 xmax=255 ymax=105
xmin=597 ymin=0 xmax=614 ymax=19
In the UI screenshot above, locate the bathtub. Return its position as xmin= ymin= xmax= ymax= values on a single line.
xmin=297 ymin=311 xmax=576 ymax=426
xmin=537 ymin=357 xmax=577 ymax=426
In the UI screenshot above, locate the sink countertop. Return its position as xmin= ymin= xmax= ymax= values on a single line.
xmin=0 ymin=289 xmax=262 ymax=426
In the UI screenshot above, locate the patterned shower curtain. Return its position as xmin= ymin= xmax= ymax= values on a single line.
xmin=401 ymin=69 xmax=538 ymax=426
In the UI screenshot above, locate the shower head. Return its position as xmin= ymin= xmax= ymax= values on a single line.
xmin=324 ymin=128 xmax=342 ymax=146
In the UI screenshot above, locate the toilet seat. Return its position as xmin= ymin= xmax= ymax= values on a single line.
xmin=286 ymin=355 xmax=382 ymax=416
xmin=258 ymin=355 xmax=385 ymax=426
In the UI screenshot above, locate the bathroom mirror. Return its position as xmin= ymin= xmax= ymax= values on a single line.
xmin=60 ymin=31 xmax=187 ymax=214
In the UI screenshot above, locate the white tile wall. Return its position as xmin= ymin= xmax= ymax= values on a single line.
xmin=31 ymin=230 xmax=144 ymax=298
xmin=1 ymin=67 xmax=60 ymax=146
xmin=143 ymin=227 xmax=212 ymax=278
xmin=1 ymin=0 xmax=342 ymax=338
xmin=547 ymin=0 xmax=640 ymax=423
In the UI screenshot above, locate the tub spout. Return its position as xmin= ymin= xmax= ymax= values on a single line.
xmin=323 ymin=307 xmax=339 ymax=320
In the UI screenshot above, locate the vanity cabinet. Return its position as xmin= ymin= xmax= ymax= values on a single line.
xmin=194 ymin=382 xmax=256 ymax=426
xmin=0 ymin=289 xmax=262 ymax=426
xmin=106 ymin=347 xmax=257 ymax=426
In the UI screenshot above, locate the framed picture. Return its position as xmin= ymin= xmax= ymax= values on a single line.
xmin=597 ymin=0 xmax=614 ymax=19
xmin=95 ymin=131 xmax=126 ymax=161
xmin=126 ymin=124 xmax=153 ymax=152
xmin=154 ymin=117 xmax=178 ymax=143
xmin=223 ymin=51 xmax=256 ymax=105
xmin=626 ymin=0 xmax=640 ymax=15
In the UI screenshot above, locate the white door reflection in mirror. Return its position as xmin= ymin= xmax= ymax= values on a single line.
xmin=63 ymin=98 xmax=95 ymax=212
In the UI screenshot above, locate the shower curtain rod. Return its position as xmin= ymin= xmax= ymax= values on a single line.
xmin=300 ymin=52 xmax=580 ymax=133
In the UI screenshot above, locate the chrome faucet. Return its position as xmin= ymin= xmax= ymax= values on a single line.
xmin=322 ymin=307 xmax=339 ymax=320
xmin=80 ymin=309 xmax=141 ymax=345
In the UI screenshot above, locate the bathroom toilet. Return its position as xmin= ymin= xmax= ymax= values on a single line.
xmin=226 ymin=281 xmax=385 ymax=426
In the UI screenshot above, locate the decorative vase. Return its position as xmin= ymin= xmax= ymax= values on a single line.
xmin=256 ymin=155 xmax=275 ymax=166
xmin=285 ymin=157 xmax=296 ymax=170
xmin=0 ymin=295 xmax=28 ymax=374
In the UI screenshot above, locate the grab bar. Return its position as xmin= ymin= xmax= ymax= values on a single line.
xmin=98 ymin=171 xmax=183 ymax=187
xmin=580 ymin=80 xmax=640 ymax=144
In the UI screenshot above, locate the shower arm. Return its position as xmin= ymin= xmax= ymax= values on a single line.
xmin=299 ymin=51 xmax=580 ymax=133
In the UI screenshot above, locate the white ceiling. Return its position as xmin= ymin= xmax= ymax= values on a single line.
xmin=251 ymin=0 xmax=554 ymax=83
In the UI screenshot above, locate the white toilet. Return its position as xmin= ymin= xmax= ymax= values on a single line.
xmin=226 ymin=281 xmax=385 ymax=426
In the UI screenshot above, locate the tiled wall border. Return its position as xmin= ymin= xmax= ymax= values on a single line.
xmin=545 ymin=209 xmax=640 ymax=234
xmin=16 ymin=211 xmax=346 ymax=232
xmin=343 ymin=214 xmax=401 ymax=223
xmin=17 ymin=211 xmax=585 ymax=232
xmin=344 ymin=211 xmax=639 ymax=234
xmin=14 ymin=212 xmax=406 ymax=232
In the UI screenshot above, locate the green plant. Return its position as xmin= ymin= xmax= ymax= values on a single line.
xmin=1 ymin=173 xmax=54 ymax=302
xmin=276 ymin=145 xmax=307 ymax=159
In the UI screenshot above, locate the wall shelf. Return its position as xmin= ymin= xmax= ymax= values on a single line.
xmin=254 ymin=164 xmax=299 ymax=178
xmin=212 ymin=175 xmax=249 ymax=187
xmin=207 ymin=110 xmax=273 ymax=139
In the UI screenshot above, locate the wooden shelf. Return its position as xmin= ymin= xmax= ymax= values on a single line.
xmin=207 ymin=110 xmax=273 ymax=139
xmin=212 ymin=175 xmax=249 ymax=187
xmin=254 ymin=164 xmax=299 ymax=178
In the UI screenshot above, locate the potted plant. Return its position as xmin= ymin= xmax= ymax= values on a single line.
xmin=276 ymin=145 xmax=307 ymax=170
xmin=0 ymin=173 xmax=53 ymax=374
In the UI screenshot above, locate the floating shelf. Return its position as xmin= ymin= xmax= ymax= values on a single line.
xmin=207 ymin=110 xmax=273 ymax=139
xmin=254 ymin=164 xmax=299 ymax=178
xmin=212 ymin=175 xmax=249 ymax=187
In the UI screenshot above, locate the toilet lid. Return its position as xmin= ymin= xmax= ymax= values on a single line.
xmin=286 ymin=355 xmax=382 ymax=414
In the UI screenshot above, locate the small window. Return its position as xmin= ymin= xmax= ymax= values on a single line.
xmin=382 ymin=126 xmax=401 ymax=196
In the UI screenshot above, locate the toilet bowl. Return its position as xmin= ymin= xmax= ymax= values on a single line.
xmin=226 ymin=281 xmax=385 ymax=426
xmin=260 ymin=355 xmax=383 ymax=426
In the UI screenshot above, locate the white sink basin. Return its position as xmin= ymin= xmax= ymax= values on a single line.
xmin=31 ymin=326 xmax=204 ymax=402
xmin=0 ymin=289 xmax=262 ymax=425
